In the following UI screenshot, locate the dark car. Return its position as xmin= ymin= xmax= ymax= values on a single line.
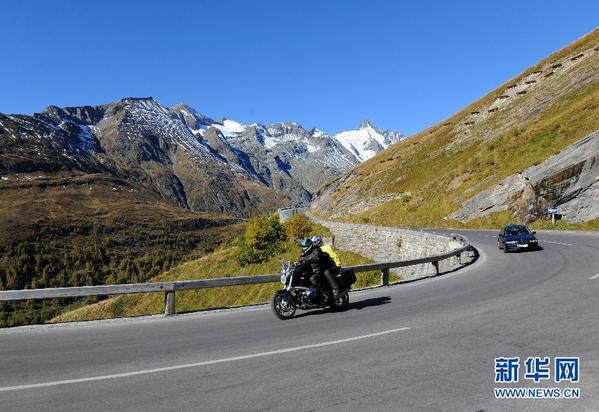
xmin=498 ymin=224 xmax=539 ymax=253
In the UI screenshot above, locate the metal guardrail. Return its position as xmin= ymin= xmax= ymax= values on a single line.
xmin=0 ymin=235 xmax=471 ymax=316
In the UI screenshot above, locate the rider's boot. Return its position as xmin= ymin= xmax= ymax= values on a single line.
xmin=324 ymin=269 xmax=342 ymax=297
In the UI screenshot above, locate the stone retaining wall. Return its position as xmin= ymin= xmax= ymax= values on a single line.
xmin=278 ymin=207 xmax=311 ymax=222
xmin=310 ymin=217 xmax=469 ymax=281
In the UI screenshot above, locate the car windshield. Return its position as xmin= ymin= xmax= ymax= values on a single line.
xmin=505 ymin=226 xmax=531 ymax=236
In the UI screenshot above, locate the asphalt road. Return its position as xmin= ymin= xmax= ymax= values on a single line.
xmin=1 ymin=230 xmax=598 ymax=411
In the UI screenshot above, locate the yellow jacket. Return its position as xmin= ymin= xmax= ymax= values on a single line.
xmin=321 ymin=244 xmax=341 ymax=267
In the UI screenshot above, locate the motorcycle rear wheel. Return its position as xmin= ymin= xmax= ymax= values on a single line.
xmin=330 ymin=292 xmax=349 ymax=312
xmin=271 ymin=290 xmax=296 ymax=320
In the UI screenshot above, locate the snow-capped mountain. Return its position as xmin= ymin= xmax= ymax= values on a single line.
xmin=169 ymin=109 xmax=355 ymax=199
xmin=1 ymin=97 xmax=404 ymax=215
xmin=333 ymin=119 xmax=405 ymax=162
xmin=174 ymin=108 xmax=405 ymax=196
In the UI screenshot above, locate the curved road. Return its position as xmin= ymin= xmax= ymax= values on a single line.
xmin=1 ymin=230 xmax=598 ymax=411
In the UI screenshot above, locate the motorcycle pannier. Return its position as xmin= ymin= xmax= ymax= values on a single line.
xmin=339 ymin=268 xmax=357 ymax=288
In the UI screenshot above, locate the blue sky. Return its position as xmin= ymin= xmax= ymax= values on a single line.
xmin=1 ymin=1 xmax=598 ymax=135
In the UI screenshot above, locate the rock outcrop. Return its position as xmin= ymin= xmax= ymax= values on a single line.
xmin=450 ymin=129 xmax=599 ymax=223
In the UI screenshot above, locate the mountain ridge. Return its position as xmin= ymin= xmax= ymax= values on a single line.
xmin=1 ymin=97 xmax=404 ymax=216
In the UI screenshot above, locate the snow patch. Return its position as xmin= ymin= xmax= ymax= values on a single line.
xmin=191 ymin=126 xmax=209 ymax=136
xmin=312 ymin=129 xmax=327 ymax=138
xmin=213 ymin=119 xmax=246 ymax=136
xmin=264 ymin=134 xmax=280 ymax=149
xmin=78 ymin=125 xmax=97 ymax=151
xmin=179 ymin=108 xmax=193 ymax=118
xmin=306 ymin=144 xmax=319 ymax=153
xmin=333 ymin=127 xmax=382 ymax=161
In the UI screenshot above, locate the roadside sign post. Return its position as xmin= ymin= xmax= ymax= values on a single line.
xmin=547 ymin=207 xmax=559 ymax=224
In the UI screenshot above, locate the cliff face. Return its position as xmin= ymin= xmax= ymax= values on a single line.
xmin=450 ymin=130 xmax=599 ymax=223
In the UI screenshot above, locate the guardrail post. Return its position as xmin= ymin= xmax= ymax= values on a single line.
xmin=165 ymin=290 xmax=176 ymax=316
xmin=381 ymin=268 xmax=390 ymax=286
xmin=432 ymin=261 xmax=439 ymax=275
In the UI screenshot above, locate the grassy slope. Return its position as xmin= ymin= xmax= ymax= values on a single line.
xmin=53 ymin=242 xmax=379 ymax=322
xmin=315 ymin=29 xmax=599 ymax=229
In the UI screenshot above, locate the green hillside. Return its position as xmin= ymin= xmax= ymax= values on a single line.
xmin=0 ymin=174 xmax=244 ymax=327
xmin=314 ymin=28 xmax=599 ymax=229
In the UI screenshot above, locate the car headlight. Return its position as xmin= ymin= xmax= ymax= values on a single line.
xmin=505 ymin=241 xmax=517 ymax=244
xmin=529 ymin=239 xmax=538 ymax=243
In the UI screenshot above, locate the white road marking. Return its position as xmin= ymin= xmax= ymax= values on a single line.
xmin=0 ymin=327 xmax=410 ymax=392
xmin=540 ymin=240 xmax=573 ymax=246
xmin=589 ymin=274 xmax=599 ymax=280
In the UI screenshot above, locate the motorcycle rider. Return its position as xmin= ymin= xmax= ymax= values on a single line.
xmin=311 ymin=235 xmax=343 ymax=297
xmin=298 ymin=238 xmax=336 ymax=301
xmin=311 ymin=235 xmax=341 ymax=266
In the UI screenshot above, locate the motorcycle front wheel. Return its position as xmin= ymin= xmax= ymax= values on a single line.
xmin=271 ymin=290 xmax=296 ymax=320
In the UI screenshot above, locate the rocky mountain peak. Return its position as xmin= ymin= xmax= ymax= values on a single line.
xmin=120 ymin=96 xmax=156 ymax=104
xmin=41 ymin=104 xmax=105 ymax=125
xmin=358 ymin=119 xmax=377 ymax=130
xmin=171 ymin=104 xmax=215 ymax=129
xmin=171 ymin=103 xmax=200 ymax=117
xmin=266 ymin=121 xmax=305 ymax=137
xmin=310 ymin=128 xmax=329 ymax=138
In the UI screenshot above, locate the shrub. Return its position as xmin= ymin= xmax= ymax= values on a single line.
xmin=238 ymin=215 xmax=287 ymax=266
xmin=309 ymin=222 xmax=333 ymax=238
xmin=283 ymin=214 xmax=313 ymax=241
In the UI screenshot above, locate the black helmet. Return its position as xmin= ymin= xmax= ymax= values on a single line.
xmin=299 ymin=238 xmax=313 ymax=251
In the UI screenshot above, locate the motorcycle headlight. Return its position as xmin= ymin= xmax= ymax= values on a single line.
xmin=280 ymin=273 xmax=286 ymax=284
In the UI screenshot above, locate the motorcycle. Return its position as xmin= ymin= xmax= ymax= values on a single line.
xmin=271 ymin=261 xmax=357 ymax=320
